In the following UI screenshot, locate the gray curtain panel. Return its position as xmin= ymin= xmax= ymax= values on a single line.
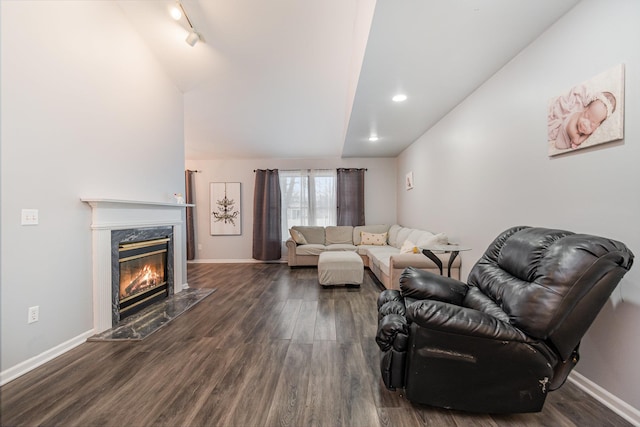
xmin=185 ymin=170 xmax=196 ymax=260
xmin=253 ymin=169 xmax=282 ymax=261
xmin=337 ymin=168 xmax=365 ymax=226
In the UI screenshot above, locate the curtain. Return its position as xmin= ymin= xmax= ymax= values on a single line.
xmin=336 ymin=168 xmax=365 ymax=226
xmin=253 ymin=169 xmax=282 ymax=261
xmin=185 ymin=170 xmax=196 ymax=260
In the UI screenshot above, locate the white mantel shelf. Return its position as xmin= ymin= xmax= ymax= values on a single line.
xmin=81 ymin=198 xmax=193 ymax=230
xmin=81 ymin=198 xmax=194 ymax=208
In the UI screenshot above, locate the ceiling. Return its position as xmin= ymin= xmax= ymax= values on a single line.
xmin=118 ymin=0 xmax=580 ymax=160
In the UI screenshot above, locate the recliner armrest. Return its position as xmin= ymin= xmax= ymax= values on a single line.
xmin=407 ymin=300 xmax=530 ymax=343
xmin=377 ymin=289 xmax=402 ymax=309
xmin=399 ymin=267 xmax=468 ymax=305
xmin=376 ymin=314 xmax=409 ymax=352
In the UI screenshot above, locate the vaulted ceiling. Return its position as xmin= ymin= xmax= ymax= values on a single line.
xmin=118 ymin=0 xmax=580 ymax=159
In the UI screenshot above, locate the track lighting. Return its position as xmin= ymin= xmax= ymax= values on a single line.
xmin=170 ymin=1 xmax=202 ymax=47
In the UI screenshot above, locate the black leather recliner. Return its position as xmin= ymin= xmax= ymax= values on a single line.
xmin=375 ymin=226 xmax=634 ymax=413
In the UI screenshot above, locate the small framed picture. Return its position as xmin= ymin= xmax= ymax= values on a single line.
xmin=405 ymin=172 xmax=414 ymax=190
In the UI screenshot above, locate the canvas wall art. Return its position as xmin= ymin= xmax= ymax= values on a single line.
xmin=405 ymin=171 xmax=414 ymax=190
xmin=210 ymin=182 xmax=241 ymax=235
xmin=547 ymin=64 xmax=624 ymax=157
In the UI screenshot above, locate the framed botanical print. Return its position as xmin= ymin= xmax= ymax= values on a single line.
xmin=210 ymin=182 xmax=241 ymax=235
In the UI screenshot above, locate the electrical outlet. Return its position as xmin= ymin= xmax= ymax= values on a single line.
xmin=28 ymin=306 xmax=39 ymax=324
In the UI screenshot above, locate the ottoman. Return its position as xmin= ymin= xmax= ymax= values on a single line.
xmin=318 ymin=251 xmax=364 ymax=287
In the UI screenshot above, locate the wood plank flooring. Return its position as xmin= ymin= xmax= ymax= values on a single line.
xmin=0 ymin=263 xmax=633 ymax=427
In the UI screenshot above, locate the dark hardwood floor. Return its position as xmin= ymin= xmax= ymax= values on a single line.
xmin=0 ymin=263 xmax=632 ymax=426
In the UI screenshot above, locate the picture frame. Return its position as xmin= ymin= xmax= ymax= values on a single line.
xmin=405 ymin=171 xmax=414 ymax=190
xmin=547 ymin=64 xmax=625 ymax=156
xmin=210 ymin=182 xmax=242 ymax=235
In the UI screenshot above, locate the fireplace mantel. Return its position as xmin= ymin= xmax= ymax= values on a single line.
xmin=81 ymin=197 xmax=195 ymax=208
xmin=81 ymin=197 xmax=191 ymax=333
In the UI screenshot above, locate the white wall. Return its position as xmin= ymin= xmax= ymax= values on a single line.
xmin=185 ymin=157 xmax=396 ymax=260
xmin=397 ymin=0 xmax=640 ymax=411
xmin=1 ymin=2 xmax=184 ymax=376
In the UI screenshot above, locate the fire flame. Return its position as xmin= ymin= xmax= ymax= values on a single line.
xmin=120 ymin=264 xmax=163 ymax=299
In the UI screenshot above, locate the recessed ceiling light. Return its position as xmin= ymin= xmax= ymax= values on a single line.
xmin=392 ymin=94 xmax=407 ymax=102
xmin=368 ymin=135 xmax=379 ymax=142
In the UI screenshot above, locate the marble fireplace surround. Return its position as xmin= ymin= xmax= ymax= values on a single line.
xmin=82 ymin=198 xmax=191 ymax=334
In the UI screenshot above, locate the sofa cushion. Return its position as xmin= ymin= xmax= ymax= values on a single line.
xmin=361 ymin=231 xmax=388 ymax=246
xmin=366 ymin=245 xmax=400 ymax=272
xmin=289 ymin=229 xmax=308 ymax=245
xmin=357 ymin=245 xmax=376 ymax=256
xmin=326 ymin=244 xmax=358 ymax=251
xmin=295 ymin=244 xmax=327 ymax=256
xmin=414 ymin=231 xmax=434 ymax=247
xmin=407 ymin=229 xmax=428 ymax=246
xmin=388 ymin=224 xmax=402 ymax=247
xmin=326 ymin=226 xmax=354 ymax=245
xmin=395 ymin=227 xmax=413 ymax=249
xmin=353 ymin=225 xmax=390 ymax=245
xmin=376 ymin=254 xmax=392 ymax=272
xmin=292 ymin=226 xmax=326 ymax=245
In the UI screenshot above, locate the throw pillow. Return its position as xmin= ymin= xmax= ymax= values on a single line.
xmin=360 ymin=231 xmax=387 ymax=246
xmin=289 ymin=229 xmax=308 ymax=245
xmin=400 ymin=240 xmax=419 ymax=254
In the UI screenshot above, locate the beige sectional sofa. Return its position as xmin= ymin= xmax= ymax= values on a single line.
xmin=286 ymin=224 xmax=461 ymax=289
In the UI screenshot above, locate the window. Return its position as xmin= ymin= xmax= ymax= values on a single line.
xmin=279 ymin=169 xmax=336 ymax=240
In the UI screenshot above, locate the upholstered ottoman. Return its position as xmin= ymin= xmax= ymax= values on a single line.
xmin=318 ymin=251 xmax=363 ymax=287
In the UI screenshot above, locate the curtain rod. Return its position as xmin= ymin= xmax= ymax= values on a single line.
xmin=253 ymin=168 xmax=368 ymax=172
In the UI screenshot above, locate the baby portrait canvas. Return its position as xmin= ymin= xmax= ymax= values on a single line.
xmin=548 ymin=64 xmax=624 ymax=156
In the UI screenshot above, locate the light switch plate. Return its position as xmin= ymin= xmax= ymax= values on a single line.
xmin=21 ymin=209 xmax=39 ymax=225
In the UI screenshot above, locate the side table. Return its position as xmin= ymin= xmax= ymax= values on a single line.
xmin=421 ymin=244 xmax=471 ymax=277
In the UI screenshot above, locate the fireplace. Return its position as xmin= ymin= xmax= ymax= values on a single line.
xmin=111 ymin=226 xmax=174 ymax=325
xmin=82 ymin=198 xmax=188 ymax=334
xmin=118 ymin=237 xmax=169 ymax=319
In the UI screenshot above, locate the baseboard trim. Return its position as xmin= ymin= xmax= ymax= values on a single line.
xmin=188 ymin=258 xmax=286 ymax=264
xmin=569 ymin=372 xmax=640 ymax=426
xmin=0 ymin=329 xmax=94 ymax=386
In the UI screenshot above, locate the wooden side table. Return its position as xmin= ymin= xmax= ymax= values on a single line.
xmin=420 ymin=244 xmax=471 ymax=277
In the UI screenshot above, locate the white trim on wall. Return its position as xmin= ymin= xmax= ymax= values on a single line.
xmin=569 ymin=372 xmax=640 ymax=426
xmin=0 ymin=330 xmax=94 ymax=386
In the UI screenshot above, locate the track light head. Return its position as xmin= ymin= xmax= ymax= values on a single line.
xmin=170 ymin=6 xmax=182 ymax=21
xmin=185 ymin=31 xmax=200 ymax=47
